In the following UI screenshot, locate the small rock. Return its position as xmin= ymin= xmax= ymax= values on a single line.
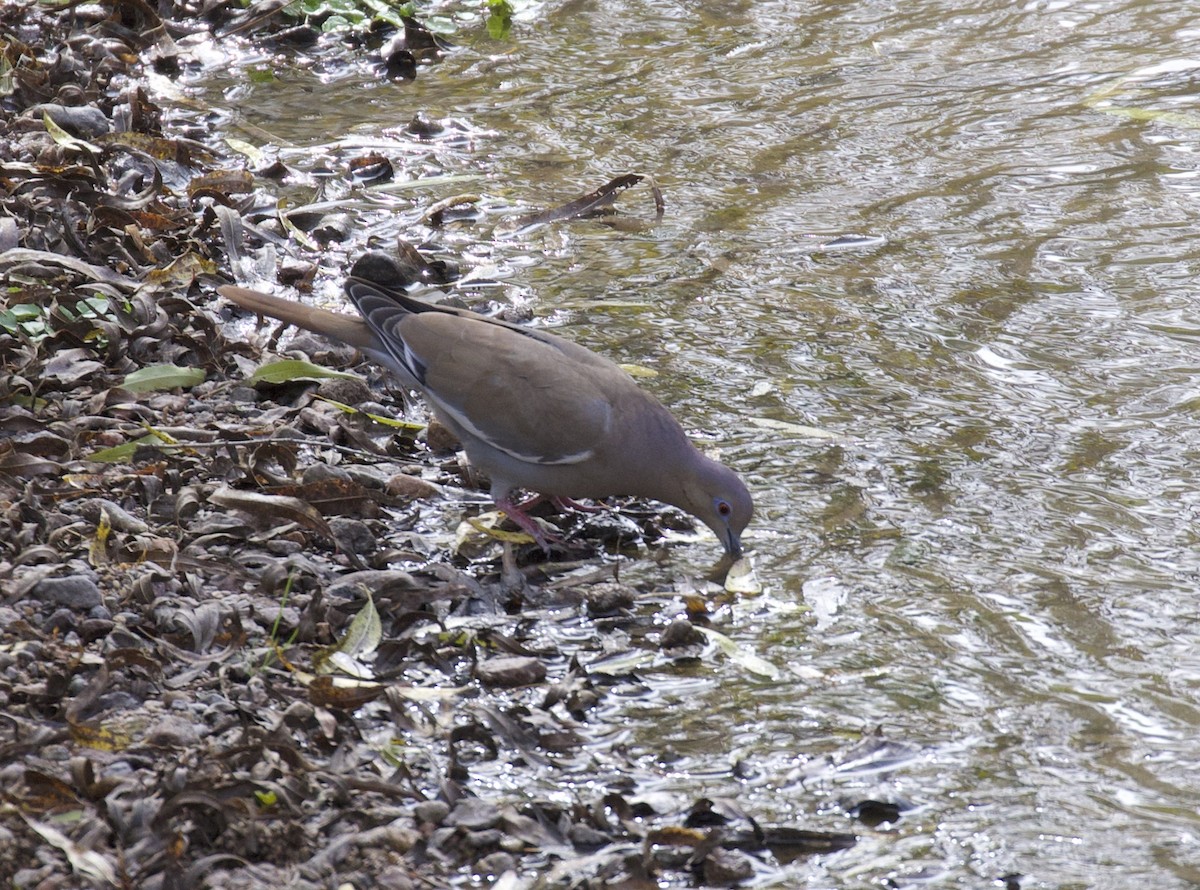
xmin=414 ymin=800 xmax=451 ymax=825
xmin=444 ymin=799 xmax=500 ymax=831
xmin=316 ymin=375 xmax=373 ymax=405
xmin=424 ymin=418 xmax=460 ymax=453
xmin=302 ymin=462 xmax=353 ymax=485
xmin=476 ymin=655 xmax=547 ymax=688
xmin=344 ymin=465 xmax=388 ymax=489
xmin=228 ymin=385 xmax=260 ymax=403
xmin=299 ymin=406 xmax=338 ymax=435
xmin=28 ymin=102 xmax=110 ymax=137
xmin=32 ymin=576 xmax=102 ymax=610
xmin=278 ymin=256 xmax=317 ymax=288
xmin=585 ymin=582 xmax=636 ymax=617
xmin=405 ymin=112 xmax=445 ymax=138
xmin=44 ymin=608 xmax=76 ymax=635
xmin=330 ymin=517 xmax=377 ymax=555
xmin=659 ymin=618 xmax=705 ymax=651
xmin=568 ymin=822 xmax=609 ymax=848
xmin=702 ymin=847 xmax=755 ymax=885
xmin=81 ymin=619 xmax=113 ymax=641
xmin=474 ymin=851 xmax=516 ymax=877
xmin=578 ymin=511 xmax=643 ymax=548
xmin=384 ymin=473 xmax=440 ymax=501
xmin=375 ymin=865 xmax=415 ymax=890
xmin=326 ymin=570 xmax=417 ymax=600
xmin=312 ymin=213 xmax=350 ymax=244
xmin=462 ymin=828 xmax=503 ymax=850
xmin=266 ymin=539 xmax=304 ymax=556
xmin=143 ymin=716 xmax=202 ymax=748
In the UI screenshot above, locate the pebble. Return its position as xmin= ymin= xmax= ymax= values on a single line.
xmin=330 ymin=517 xmax=377 ymax=555
xmin=32 ymin=576 xmax=101 ymax=609
xmin=476 ymin=655 xmax=547 ymax=688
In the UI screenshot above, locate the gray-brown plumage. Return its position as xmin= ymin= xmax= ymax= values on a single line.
xmin=219 ymin=278 xmax=752 ymax=556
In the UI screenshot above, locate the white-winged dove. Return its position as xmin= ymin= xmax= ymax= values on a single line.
xmin=218 ymin=278 xmax=753 ymax=556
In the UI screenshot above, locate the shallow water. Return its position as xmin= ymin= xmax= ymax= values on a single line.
xmin=190 ymin=2 xmax=1200 ymax=886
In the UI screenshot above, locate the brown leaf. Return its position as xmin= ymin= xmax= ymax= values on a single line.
xmin=208 ymin=486 xmax=335 ymax=541
xmin=506 ymin=173 xmax=664 ymax=232
xmin=307 ymin=675 xmax=386 ymax=710
xmin=267 ymin=476 xmax=380 ymax=518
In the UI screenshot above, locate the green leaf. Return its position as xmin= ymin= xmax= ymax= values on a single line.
xmin=86 ymin=434 xmax=162 ymax=463
xmin=86 ymin=425 xmax=181 ymax=463
xmin=316 ymin=591 xmax=382 ymax=678
xmin=122 ymin=364 xmax=206 ymax=392
xmin=486 ymin=0 xmax=513 ymax=38
xmin=278 ymin=201 xmax=321 ymax=250
xmin=0 ymin=305 xmax=46 ymax=337
xmin=248 ymin=359 xmax=362 ymax=384
xmin=42 ymin=112 xmax=102 ymax=154
xmin=316 ymin=396 xmax=425 ymax=431
xmin=619 ymin=363 xmax=659 ymax=378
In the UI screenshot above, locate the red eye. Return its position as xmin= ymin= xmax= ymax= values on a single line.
xmin=717 ymin=500 xmax=731 ymax=517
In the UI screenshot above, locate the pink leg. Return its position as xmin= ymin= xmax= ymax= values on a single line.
xmin=495 ymin=494 xmax=561 ymax=553
xmin=551 ymin=496 xmax=604 ymax=514
xmin=514 ymin=493 xmax=604 ymax=516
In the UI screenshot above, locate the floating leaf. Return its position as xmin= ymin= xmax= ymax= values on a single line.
xmin=391 ymin=685 xmax=470 ymax=701
xmin=226 ymin=137 xmax=265 ymax=164
xmin=585 ymin=648 xmax=655 ymax=676
xmin=372 ymin=173 xmax=485 ymax=194
xmin=747 ymin=417 xmax=841 ymax=439
xmin=248 ymin=359 xmax=362 ymax=385
xmin=724 ymin=556 xmax=762 ymax=594
xmin=122 ymin=364 xmax=206 ymax=392
xmin=487 ymin=0 xmax=514 ymax=39
xmin=619 ymin=363 xmax=659 ymax=378
xmin=1082 ymin=62 xmax=1200 ymax=129
xmin=695 ymin=626 xmax=781 ymax=679
xmin=500 ymin=173 xmax=661 ymax=235
xmin=796 ymin=233 xmax=888 ymax=254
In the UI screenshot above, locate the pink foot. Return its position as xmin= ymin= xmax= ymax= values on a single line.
xmin=514 ymin=493 xmax=605 ymax=515
xmin=495 ymin=495 xmax=562 ymax=553
xmin=551 ymin=496 xmax=604 ymax=514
